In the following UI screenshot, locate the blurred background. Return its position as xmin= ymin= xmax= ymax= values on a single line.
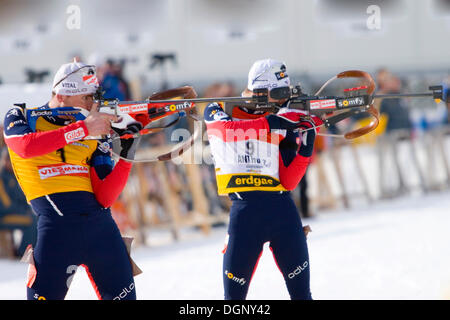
xmin=1 ymin=0 xmax=450 ymax=94
xmin=0 ymin=0 xmax=450 ymax=299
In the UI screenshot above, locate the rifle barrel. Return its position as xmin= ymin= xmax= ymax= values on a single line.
xmin=373 ymin=93 xmax=433 ymax=99
xmin=100 ymin=91 xmax=438 ymax=106
xmin=112 ymin=97 xmax=249 ymax=104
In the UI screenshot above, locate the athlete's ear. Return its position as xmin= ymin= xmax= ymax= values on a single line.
xmin=55 ymin=94 xmax=65 ymax=103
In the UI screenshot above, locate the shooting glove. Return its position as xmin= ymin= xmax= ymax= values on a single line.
xmin=266 ymin=109 xmax=323 ymax=132
xmin=113 ymin=123 xmax=142 ymax=160
xmin=266 ymin=114 xmax=301 ymax=130
xmin=297 ymin=119 xmax=319 ymax=157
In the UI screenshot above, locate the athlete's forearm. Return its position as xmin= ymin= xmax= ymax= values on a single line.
xmin=5 ymin=121 xmax=89 ymax=158
xmin=278 ymin=153 xmax=311 ymax=190
xmin=90 ymin=159 xmax=132 ymax=208
xmin=206 ymin=116 xmax=270 ymax=133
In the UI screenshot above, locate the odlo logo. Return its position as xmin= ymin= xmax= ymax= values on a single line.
xmin=113 ymin=282 xmax=135 ymax=300
xmin=224 ymin=270 xmax=246 ymax=286
xmin=288 ymin=261 xmax=309 ymax=279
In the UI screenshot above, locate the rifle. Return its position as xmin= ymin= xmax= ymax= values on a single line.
xmin=26 ymin=70 xmax=446 ymax=162
xmin=236 ymin=70 xmax=445 ymax=139
xmin=132 ymin=70 xmax=445 ymax=141
xmin=26 ymin=86 xmax=200 ymax=162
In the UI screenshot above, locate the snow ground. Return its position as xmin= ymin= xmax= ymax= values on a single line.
xmin=0 ymin=190 xmax=449 ymax=300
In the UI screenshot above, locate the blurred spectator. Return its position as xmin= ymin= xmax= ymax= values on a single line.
xmin=203 ymin=82 xmax=236 ymax=98
xmin=200 ymin=82 xmax=236 ymax=115
xmin=80 ymin=54 xmax=130 ymax=101
xmin=376 ymin=69 xmax=412 ymax=132
xmin=375 ymin=69 xmax=419 ymax=197
xmin=99 ymin=59 xmax=131 ymax=101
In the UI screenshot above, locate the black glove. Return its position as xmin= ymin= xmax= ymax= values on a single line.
xmin=265 ymin=114 xmax=300 ymax=130
xmin=297 ymin=119 xmax=317 ymax=157
xmin=113 ymin=123 xmax=142 ymax=160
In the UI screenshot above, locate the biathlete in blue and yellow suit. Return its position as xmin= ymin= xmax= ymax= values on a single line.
xmin=3 ymin=61 xmax=141 ymax=300
xmin=204 ymin=59 xmax=322 ymax=300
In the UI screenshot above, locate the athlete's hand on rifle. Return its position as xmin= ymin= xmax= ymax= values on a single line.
xmin=270 ymin=109 xmax=323 ymax=157
xmin=266 ymin=113 xmax=300 ymax=130
xmin=113 ymin=123 xmax=143 ymax=160
xmin=297 ymin=117 xmax=322 ymax=157
xmin=84 ymin=103 xmax=118 ymax=136
xmin=266 ymin=109 xmax=323 ymax=131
